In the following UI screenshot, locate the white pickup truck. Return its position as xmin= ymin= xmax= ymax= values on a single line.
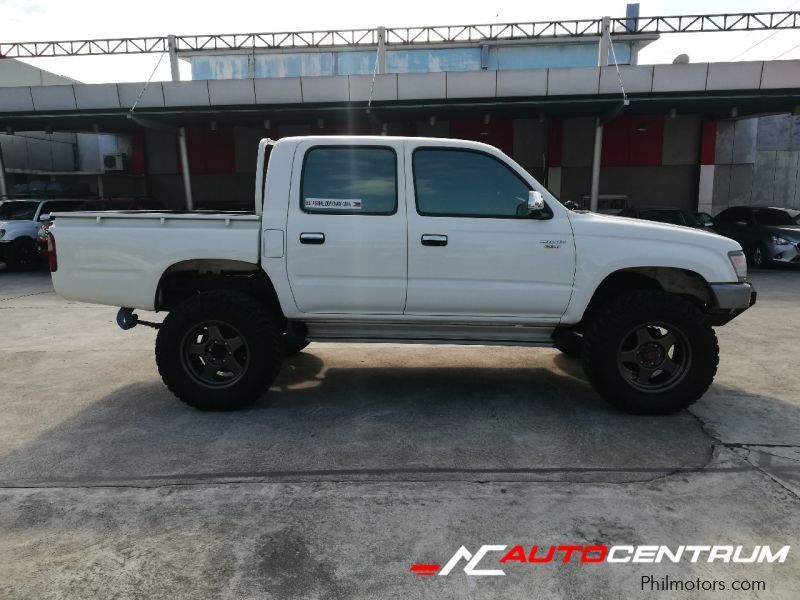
xmin=49 ymin=136 xmax=755 ymax=415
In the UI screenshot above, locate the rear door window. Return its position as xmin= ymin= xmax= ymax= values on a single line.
xmin=301 ymin=147 xmax=397 ymax=215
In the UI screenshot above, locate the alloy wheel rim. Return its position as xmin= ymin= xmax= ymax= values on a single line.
xmin=753 ymin=247 xmax=763 ymax=266
xmin=181 ymin=320 xmax=249 ymax=388
xmin=616 ymin=322 xmax=691 ymax=393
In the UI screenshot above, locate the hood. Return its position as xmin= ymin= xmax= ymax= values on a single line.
xmin=568 ymin=211 xmax=742 ymax=253
xmin=0 ymin=219 xmax=41 ymax=238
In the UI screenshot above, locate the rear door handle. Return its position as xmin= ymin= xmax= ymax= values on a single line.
xmin=421 ymin=234 xmax=448 ymax=247
xmin=300 ymin=232 xmax=325 ymax=245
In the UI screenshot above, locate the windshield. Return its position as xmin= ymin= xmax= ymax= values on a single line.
xmin=0 ymin=201 xmax=39 ymax=221
xmin=681 ymin=212 xmax=703 ymax=227
xmin=752 ymin=209 xmax=796 ymax=226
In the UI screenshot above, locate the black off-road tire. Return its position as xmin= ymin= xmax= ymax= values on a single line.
xmin=155 ymin=290 xmax=283 ymax=411
xmin=5 ymin=238 xmax=40 ymax=272
xmin=283 ymin=337 xmax=310 ymax=356
xmin=581 ymin=291 xmax=719 ymax=415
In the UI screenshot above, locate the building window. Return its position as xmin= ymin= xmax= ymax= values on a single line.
xmin=301 ymin=147 xmax=397 ymax=215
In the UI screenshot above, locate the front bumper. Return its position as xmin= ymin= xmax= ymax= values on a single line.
xmin=708 ymin=282 xmax=757 ymax=325
xmin=767 ymin=241 xmax=800 ymax=264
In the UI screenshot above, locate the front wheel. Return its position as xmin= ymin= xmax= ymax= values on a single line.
xmin=581 ymin=291 xmax=719 ymax=415
xmin=155 ymin=290 xmax=283 ymax=410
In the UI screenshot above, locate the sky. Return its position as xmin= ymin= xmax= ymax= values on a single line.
xmin=1 ymin=0 xmax=799 ymax=83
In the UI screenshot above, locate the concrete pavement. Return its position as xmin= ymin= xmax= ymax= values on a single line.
xmin=0 ymin=268 xmax=798 ymax=598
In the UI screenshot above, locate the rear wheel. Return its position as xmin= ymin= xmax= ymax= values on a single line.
xmin=5 ymin=238 xmax=40 ymax=272
xmin=155 ymin=290 xmax=283 ymax=410
xmin=581 ymin=291 xmax=718 ymax=415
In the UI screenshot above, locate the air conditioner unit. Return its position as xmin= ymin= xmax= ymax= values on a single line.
xmin=103 ymin=153 xmax=128 ymax=172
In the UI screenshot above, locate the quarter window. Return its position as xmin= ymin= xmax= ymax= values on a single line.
xmin=413 ymin=149 xmax=535 ymax=218
xmin=301 ymin=147 xmax=397 ymax=214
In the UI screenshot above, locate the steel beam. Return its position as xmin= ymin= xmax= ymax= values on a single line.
xmin=2 ymin=12 xmax=799 ymax=58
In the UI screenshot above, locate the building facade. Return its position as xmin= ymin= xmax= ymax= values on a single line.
xmin=0 ymin=8 xmax=798 ymax=213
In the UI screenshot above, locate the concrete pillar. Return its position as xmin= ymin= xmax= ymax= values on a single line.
xmin=626 ymin=3 xmax=640 ymax=65
xmin=546 ymin=167 xmax=562 ymax=197
xmin=377 ymin=26 xmax=387 ymax=74
xmin=589 ymin=119 xmax=604 ymax=212
xmin=96 ymin=174 xmax=104 ymax=199
xmin=588 ymin=16 xmax=611 ymax=211
xmin=178 ymin=127 xmax=194 ymax=211
xmin=168 ymin=35 xmax=180 ymax=81
xmin=168 ymin=34 xmax=193 ymax=210
xmin=0 ymin=144 xmax=7 ymax=199
xmin=598 ymin=16 xmax=610 ymax=67
xmin=697 ymin=120 xmax=717 ymax=214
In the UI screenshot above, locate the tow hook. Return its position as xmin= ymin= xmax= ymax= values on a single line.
xmin=116 ymin=307 xmax=162 ymax=330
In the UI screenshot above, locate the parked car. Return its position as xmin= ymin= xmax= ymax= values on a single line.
xmin=769 ymin=207 xmax=800 ymax=225
xmin=695 ymin=212 xmax=715 ymax=229
xmin=618 ymin=207 xmax=710 ymax=230
xmin=0 ymin=199 xmax=84 ymax=270
xmin=713 ymin=206 xmax=800 ymax=267
xmin=49 ymin=136 xmax=754 ymax=416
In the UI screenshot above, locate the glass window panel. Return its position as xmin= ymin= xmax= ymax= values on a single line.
xmin=302 ymin=147 xmax=397 ymax=215
xmin=413 ymin=149 xmax=532 ymax=217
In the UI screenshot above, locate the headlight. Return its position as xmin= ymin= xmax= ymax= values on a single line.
xmin=770 ymin=235 xmax=791 ymax=245
xmin=728 ymin=250 xmax=747 ymax=281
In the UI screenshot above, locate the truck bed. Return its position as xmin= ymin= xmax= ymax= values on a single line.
xmin=50 ymin=211 xmax=262 ymax=310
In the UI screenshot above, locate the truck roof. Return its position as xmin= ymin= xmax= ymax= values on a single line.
xmin=272 ymin=135 xmax=502 ymax=152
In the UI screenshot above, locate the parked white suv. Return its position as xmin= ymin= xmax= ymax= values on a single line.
xmin=48 ymin=136 xmax=755 ymax=414
xmin=0 ymin=199 xmax=83 ymax=270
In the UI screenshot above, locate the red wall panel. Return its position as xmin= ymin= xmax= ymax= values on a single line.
xmin=547 ymin=120 xmax=563 ymax=168
xmin=601 ymin=115 xmax=664 ymax=167
xmin=130 ymin=132 xmax=146 ymax=174
xmin=601 ymin=119 xmax=629 ymax=167
xmin=629 ymin=116 xmax=663 ymax=166
xmin=450 ymin=118 xmax=513 ymax=155
xmin=183 ymin=127 xmax=236 ymax=174
xmin=700 ymin=119 xmax=717 ymax=165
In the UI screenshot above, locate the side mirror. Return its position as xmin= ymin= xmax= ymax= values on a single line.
xmin=527 ymin=190 xmax=545 ymax=214
xmin=38 ymin=213 xmax=51 ymax=222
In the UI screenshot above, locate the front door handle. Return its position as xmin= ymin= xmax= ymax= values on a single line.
xmin=300 ymin=232 xmax=325 ymax=245
xmin=421 ymin=234 xmax=448 ymax=247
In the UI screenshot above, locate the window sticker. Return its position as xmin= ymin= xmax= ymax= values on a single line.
xmin=305 ymin=198 xmax=363 ymax=210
